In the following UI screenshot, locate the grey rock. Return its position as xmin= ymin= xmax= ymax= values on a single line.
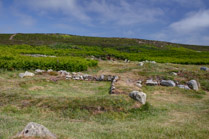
xmin=160 ymin=80 xmax=176 ymax=87
xmin=138 ymin=62 xmax=144 ymax=66
xmin=136 ymin=83 xmax=142 ymax=88
xmin=47 ymin=69 xmax=53 ymax=73
xmin=177 ymin=85 xmax=190 ymax=90
xmin=187 ymin=80 xmax=199 ymax=91
xmin=129 ymin=91 xmax=146 ymax=105
xmin=66 ymin=75 xmax=72 ymax=79
xmin=15 ymin=122 xmax=56 ymax=139
xmin=200 ymin=67 xmax=209 ymax=71
xmin=58 ymin=70 xmax=69 ymax=76
xmin=146 ymin=79 xmax=158 ymax=86
xmin=171 ymin=72 xmax=178 ymax=76
xmin=35 ymin=69 xmax=45 ymax=74
xmin=19 ymin=71 xmax=35 ymax=78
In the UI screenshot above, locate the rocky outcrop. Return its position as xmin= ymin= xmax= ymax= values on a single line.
xmin=14 ymin=122 xmax=56 ymax=139
xmin=187 ymin=80 xmax=199 ymax=91
xmin=160 ymin=80 xmax=176 ymax=87
xmin=129 ymin=91 xmax=146 ymax=105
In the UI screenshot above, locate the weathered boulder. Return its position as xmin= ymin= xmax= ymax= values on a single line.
xmin=19 ymin=71 xmax=35 ymax=78
xmin=129 ymin=91 xmax=146 ymax=105
xmin=160 ymin=80 xmax=176 ymax=87
xmin=146 ymin=79 xmax=158 ymax=86
xmin=15 ymin=122 xmax=56 ymax=139
xmin=177 ymin=85 xmax=190 ymax=90
xmin=200 ymin=67 xmax=209 ymax=71
xmin=187 ymin=80 xmax=199 ymax=91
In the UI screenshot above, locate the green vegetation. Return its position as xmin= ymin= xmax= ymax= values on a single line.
xmin=0 ymin=45 xmax=97 ymax=71
xmin=0 ymin=34 xmax=208 ymax=138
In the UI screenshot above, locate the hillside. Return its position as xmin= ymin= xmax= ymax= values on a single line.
xmin=0 ymin=33 xmax=209 ymax=139
xmin=0 ymin=33 xmax=209 ymax=51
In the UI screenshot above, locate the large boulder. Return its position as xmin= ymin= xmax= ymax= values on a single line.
xmin=19 ymin=71 xmax=35 ymax=78
xmin=200 ymin=67 xmax=209 ymax=71
xmin=146 ymin=79 xmax=158 ymax=86
xmin=187 ymin=80 xmax=199 ymax=91
xmin=129 ymin=91 xmax=146 ymax=105
xmin=177 ymin=85 xmax=190 ymax=90
xmin=160 ymin=80 xmax=176 ymax=87
xmin=15 ymin=122 xmax=56 ymax=139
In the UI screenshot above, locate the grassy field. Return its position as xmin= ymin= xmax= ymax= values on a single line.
xmin=0 ymin=61 xmax=208 ymax=139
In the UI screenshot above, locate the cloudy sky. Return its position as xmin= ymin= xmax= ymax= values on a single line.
xmin=0 ymin=0 xmax=209 ymax=45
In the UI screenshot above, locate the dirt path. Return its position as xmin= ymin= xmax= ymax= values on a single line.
xmin=9 ymin=34 xmax=16 ymax=40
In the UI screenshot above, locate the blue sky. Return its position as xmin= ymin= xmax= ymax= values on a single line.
xmin=0 ymin=0 xmax=209 ymax=45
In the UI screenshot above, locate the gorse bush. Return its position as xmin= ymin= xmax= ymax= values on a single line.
xmin=0 ymin=45 xmax=97 ymax=71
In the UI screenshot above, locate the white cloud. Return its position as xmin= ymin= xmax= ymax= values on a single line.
xmin=17 ymin=0 xmax=90 ymax=21
xmin=16 ymin=0 xmax=164 ymax=26
xmin=170 ymin=10 xmax=209 ymax=33
xmin=87 ymin=0 xmax=164 ymax=25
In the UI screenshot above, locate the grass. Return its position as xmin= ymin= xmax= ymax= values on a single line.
xmin=0 ymin=60 xmax=209 ymax=139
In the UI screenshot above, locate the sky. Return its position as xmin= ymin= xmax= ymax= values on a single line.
xmin=0 ymin=0 xmax=209 ymax=45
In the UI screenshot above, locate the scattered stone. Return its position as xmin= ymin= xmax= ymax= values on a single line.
xmin=160 ymin=80 xmax=176 ymax=87
xmin=35 ymin=69 xmax=45 ymax=74
xmin=58 ymin=70 xmax=69 ymax=76
xmin=150 ymin=61 xmax=156 ymax=64
xmin=129 ymin=91 xmax=146 ymax=105
xmin=19 ymin=71 xmax=35 ymax=78
xmin=47 ymin=69 xmax=53 ymax=73
xmin=200 ymin=67 xmax=209 ymax=71
xmin=136 ymin=83 xmax=142 ymax=88
xmin=171 ymin=72 xmax=178 ymax=76
xmin=146 ymin=79 xmax=158 ymax=86
xmin=187 ymin=80 xmax=199 ymax=91
xmin=66 ymin=75 xmax=72 ymax=80
xmin=177 ymin=85 xmax=190 ymax=90
xmin=14 ymin=122 xmax=56 ymax=139
xmin=138 ymin=62 xmax=144 ymax=66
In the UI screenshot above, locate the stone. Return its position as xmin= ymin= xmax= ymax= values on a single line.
xmin=171 ymin=72 xmax=178 ymax=76
xmin=136 ymin=83 xmax=142 ymax=88
xmin=138 ymin=62 xmax=144 ymax=66
xmin=146 ymin=79 xmax=158 ymax=86
xmin=150 ymin=61 xmax=156 ymax=64
xmin=129 ymin=91 xmax=146 ymax=105
xmin=19 ymin=71 xmax=35 ymax=78
xmin=160 ymin=80 xmax=176 ymax=87
xmin=187 ymin=80 xmax=199 ymax=91
xmin=15 ymin=122 xmax=56 ymax=139
xmin=35 ymin=69 xmax=45 ymax=74
xmin=47 ymin=69 xmax=53 ymax=73
xmin=177 ymin=85 xmax=190 ymax=90
xmin=66 ymin=75 xmax=72 ymax=80
xmin=58 ymin=70 xmax=69 ymax=76
xmin=200 ymin=67 xmax=209 ymax=71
